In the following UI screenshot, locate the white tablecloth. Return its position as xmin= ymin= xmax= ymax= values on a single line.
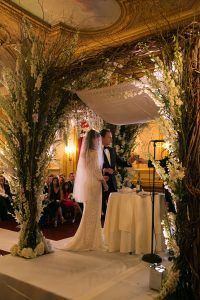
xmin=104 ymin=191 xmax=165 ymax=254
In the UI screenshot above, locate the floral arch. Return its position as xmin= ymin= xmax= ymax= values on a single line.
xmin=0 ymin=20 xmax=199 ymax=300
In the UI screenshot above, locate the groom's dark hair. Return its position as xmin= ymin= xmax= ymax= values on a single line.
xmin=100 ymin=128 xmax=111 ymax=137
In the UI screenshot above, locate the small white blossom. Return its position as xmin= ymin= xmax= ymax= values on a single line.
xmin=35 ymin=74 xmax=43 ymax=90
xmin=32 ymin=113 xmax=39 ymax=123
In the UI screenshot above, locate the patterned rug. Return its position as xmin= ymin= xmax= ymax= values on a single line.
xmin=0 ymin=218 xmax=80 ymax=255
xmin=0 ymin=218 xmax=80 ymax=239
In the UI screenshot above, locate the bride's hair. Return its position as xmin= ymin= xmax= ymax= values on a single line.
xmin=83 ymin=129 xmax=100 ymax=154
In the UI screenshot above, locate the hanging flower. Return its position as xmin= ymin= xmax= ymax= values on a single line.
xmin=35 ymin=73 xmax=43 ymax=90
xmin=32 ymin=113 xmax=39 ymax=123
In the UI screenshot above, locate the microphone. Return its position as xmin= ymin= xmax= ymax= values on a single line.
xmin=150 ymin=140 xmax=164 ymax=143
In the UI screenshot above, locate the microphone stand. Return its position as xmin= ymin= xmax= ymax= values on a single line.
xmin=142 ymin=141 xmax=162 ymax=264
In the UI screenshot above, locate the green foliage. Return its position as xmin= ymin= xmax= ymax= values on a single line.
xmin=0 ymin=21 xmax=123 ymax=255
xmin=105 ymin=123 xmax=145 ymax=187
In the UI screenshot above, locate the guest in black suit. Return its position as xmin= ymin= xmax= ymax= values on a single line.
xmin=66 ymin=173 xmax=75 ymax=194
xmin=100 ymin=129 xmax=140 ymax=215
xmin=0 ymin=175 xmax=13 ymax=220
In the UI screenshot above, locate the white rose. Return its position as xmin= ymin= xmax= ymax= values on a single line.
xmin=21 ymin=247 xmax=36 ymax=259
xmin=32 ymin=113 xmax=39 ymax=123
xmin=10 ymin=244 xmax=19 ymax=256
xmin=34 ymin=242 xmax=45 ymax=256
xmin=42 ymin=237 xmax=53 ymax=253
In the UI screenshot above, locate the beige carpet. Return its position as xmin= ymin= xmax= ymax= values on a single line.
xmin=0 ymin=229 xmax=159 ymax=300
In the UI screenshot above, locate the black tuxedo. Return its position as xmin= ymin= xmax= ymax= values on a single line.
xmin=102 ymin=146 xmax=131 ymax=214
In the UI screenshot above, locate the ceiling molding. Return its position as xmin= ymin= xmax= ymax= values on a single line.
xmin=78 ymin=5 xmax=200 ymax=53
xmin=1 ymin=0 xmax=132 ymax=35
xmin=0 ymin=0 xmax=199 ymax=57
xmin=0 ymin=25 xmax=11 ymax=46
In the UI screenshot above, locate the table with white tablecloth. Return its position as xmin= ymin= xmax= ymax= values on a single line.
xmin=104 ymin=190 xmax=165 ymax=254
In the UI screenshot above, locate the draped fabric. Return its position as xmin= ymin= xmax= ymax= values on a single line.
xmin=77 ymin=81 xmax=159 ymax=125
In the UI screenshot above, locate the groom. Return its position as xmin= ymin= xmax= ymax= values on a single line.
xmin=100 ymin=128 xmax=138 ymax=216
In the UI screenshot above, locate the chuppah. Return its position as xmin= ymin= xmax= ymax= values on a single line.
xmin=0 ymin=1 xmax=199 ymax=299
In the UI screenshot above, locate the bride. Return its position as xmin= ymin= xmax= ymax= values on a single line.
xmin=61 ymin=129 xmax=108 ymax=251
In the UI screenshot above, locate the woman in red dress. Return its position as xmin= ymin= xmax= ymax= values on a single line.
xmin=61 ymin=182 xmax=82 ymax=223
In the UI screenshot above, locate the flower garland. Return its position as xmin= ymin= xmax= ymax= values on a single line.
xmin=113 ymin=124 xmax=145 ymax=188
xmin=0 ymin=21 xmax=119 ymax=258
xmin=142 ymin=47 xmax=184 ymax=298
xmin=143 ymin=32 xmax=200 ymax=298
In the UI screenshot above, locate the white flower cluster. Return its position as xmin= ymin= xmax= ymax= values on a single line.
xmin=152 ymin=157 xmax=185 ymax=198
xmin=116 ymin=173 xmax=122 ymax=189
xmin=161 ymin=213 xmax=179 ymax=256
xmin=145 ymin=47 xmax=185 ymax=297
xmin=10 ymin=236 xmax=53 ymax=259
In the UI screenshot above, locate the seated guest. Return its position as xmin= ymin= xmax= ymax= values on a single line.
xmin=43 ymin=174 xmax=54 ymax=195
xmin=48 ymin=177 xmax=65 ymax=227
xmin=66 ymin=173 xmax=75 ymax=193
xmin=0 ymin=175 xmax=13 ymax=220
xmin=61 ymin=182 xmax=82 ymax=223
xmin=59 ymin=174 xmax=65 ymax=189
xmin=67 ymin=172 xmax=84 ymax=210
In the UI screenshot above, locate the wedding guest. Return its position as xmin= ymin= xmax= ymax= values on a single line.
xmin=40 ymin=175 xmax=54 ymax=226
xmin=48 ymin=177 xmax=65 ymax=227
xmin=59 ymin=174 xmax=65 ymax=187
xmin=0 ymin=175 xmax=13 ymax=220
xmin=66 ymin=173 xmax=75 ymax=193
xmin=43 ymin=174 xmax=54 ymax=195
xmin=61 ymin=182 xmax=82 ymax=223
xmin=67 ymin=172 xmax=84 ymax=211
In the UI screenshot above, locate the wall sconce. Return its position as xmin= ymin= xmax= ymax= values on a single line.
xmin=65 ymin=143 xmax=76 ymax=161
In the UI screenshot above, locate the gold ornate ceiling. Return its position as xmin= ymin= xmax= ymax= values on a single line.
xmin=10 ymin=0 xmax=122 ymax=30
xmin=0 ymin=0 xmax=199 ymax=59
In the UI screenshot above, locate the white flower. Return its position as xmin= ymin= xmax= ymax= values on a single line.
xmin=21 ymin=247 xmax=36 ymax=259
xmin=32 ymin=113 xmax=39 ymax=123
xmin=42 ymin=237 xmax=53 ymax=253
xmin=115 ymin=145 xmax=120 ymax=152
xmin=31 ymin=41 xmax=37 ymax=58
xmin=34 ymin=242 xmax=45 ymax=256
xmin=124 ymin=90 xmax=136 ymax=99
xmin=31 ymin=63 xmax=37 ymax=78
xmin=10 ymin=244 xmax=19 ymax=256
xmin=118 ymin=64 xmax=123 ymax=68
xmin=35 ymin=74 xmax=43 ymax=90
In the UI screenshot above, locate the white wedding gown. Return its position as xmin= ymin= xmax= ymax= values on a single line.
xmin=62 ymin=150 xmax=105 ymax=251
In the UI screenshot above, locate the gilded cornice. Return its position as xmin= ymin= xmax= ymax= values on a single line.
xmin=0 ymin=0 xmax=199 ymax=55
xmin=0 ymin=0 xmax=131 ymax=36
xmin=79 ymin=4 xmax=200 ymax=53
